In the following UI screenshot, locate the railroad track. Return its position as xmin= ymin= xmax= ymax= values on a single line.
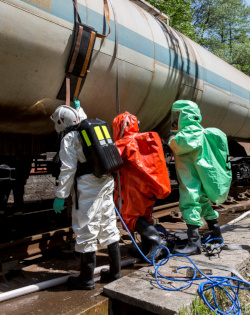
xmin=1 ymin=195 xmax=250 ymax=276
xmin=0 ymin=202 xmax=179 ymax=272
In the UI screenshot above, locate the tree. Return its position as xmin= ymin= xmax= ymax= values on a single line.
xmin=213 ymin=40 xmax=250 ymax=75
xmin=191 ymin=0 xmax=250 ymax=75
xmin=147 ymin=0 xmax=250 ymax=75
xmin=146 ymin=0 xmax=196 ymax=39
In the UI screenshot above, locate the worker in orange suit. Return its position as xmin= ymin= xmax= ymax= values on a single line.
xmin=112 ymin=112 xmax=171 ymax=261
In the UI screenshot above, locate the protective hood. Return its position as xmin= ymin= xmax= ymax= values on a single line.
xmin=112 ymin=111 xmax=139 ymax=141
xmin=169 ymin=100 xmax=232 ymax=204
xmin=171 ymin=100 xmax=202 ymax=131
xmin=77 ymin=107 xmax=87 ymax=122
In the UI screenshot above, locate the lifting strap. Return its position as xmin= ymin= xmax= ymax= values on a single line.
xmin=73 ymin=0 xmax=111 ymax=39
xmin=57 ymin=0 xmax=111 ymax=105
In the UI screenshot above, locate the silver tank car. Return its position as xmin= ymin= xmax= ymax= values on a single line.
xmin=0 ymin=0 xmax=249 ymax=156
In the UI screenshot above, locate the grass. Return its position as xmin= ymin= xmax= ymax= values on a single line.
xmin=176 ymin=262 xmax=250 ymax=315
xmin=178 ymin=294 xmax=215 ymax=315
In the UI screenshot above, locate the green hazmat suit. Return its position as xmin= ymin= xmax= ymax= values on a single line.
xmin=168 ymin=100 xmax=232 ymax=226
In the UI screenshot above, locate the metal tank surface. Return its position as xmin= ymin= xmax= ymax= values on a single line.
xmin=0 ymin=0 xmax=250 ymax=155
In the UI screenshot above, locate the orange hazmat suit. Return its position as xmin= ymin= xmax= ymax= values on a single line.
xmin=112 ymin=112 xmax=171 ymax=232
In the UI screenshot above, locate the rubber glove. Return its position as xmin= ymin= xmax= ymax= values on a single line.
xmin=73 ymin=97 xmax=80 ymax=109
xmin=53 ymin=197 xmax=65 ymax=214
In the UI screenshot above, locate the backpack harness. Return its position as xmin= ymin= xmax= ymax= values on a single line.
xmin=57 ymin=119 xmax=123 ymax=209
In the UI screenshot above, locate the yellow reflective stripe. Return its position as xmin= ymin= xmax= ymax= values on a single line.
xmin=81 ymin=130 xmax=91 ymax=146
xmin=101 ymin=125 xmax=111 ymax=139
xmin=94 ymin=126 xmax=104 ymax=140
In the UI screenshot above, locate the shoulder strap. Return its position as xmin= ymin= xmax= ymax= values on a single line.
xmin=60 ymin=124 xmax=79 ymax=141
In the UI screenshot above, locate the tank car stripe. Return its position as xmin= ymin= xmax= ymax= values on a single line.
xmin=20 ymin=0 xmax=250 ymax=102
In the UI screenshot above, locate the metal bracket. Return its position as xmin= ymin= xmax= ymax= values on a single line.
xmin=129 ymin=0 xmax=170 ymax=24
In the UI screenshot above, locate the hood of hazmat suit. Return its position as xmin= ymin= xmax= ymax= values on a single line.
xmin=112 ymin=112 xmax=171 ymax=232
xmin=169 ymin=100 xmax=232 ymax=204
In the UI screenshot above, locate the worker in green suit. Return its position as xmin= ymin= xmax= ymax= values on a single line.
xmin=165 ymin=100 xmax=232 ymax=255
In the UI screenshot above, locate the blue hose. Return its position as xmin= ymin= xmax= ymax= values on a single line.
xmin=114 ymin=206 xmax=250 ymax=315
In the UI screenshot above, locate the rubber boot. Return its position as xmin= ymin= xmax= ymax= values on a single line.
xmin=100 ymin=241 xmax=121 ymax=282
xmin=67 ymin=251 xmax=96 ymax=290
xmin=174 ymin=225 xmax=202 ymax=256
xmin=206 ymin=219 xmax=223 ymax=239
xmin=135 ymin=216 xmax=168 ymax=261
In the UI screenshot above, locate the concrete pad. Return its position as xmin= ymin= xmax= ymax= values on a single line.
xmin=103 ymin=217 xmax=250 ymax=315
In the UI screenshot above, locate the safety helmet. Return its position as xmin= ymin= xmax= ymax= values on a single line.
xmin=50 ymin=105 xmax=80 ymax=133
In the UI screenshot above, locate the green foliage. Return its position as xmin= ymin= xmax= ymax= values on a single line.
xmin=146 ymin=0 xmax=196 ymax=39
xmin=212 ymin=40 xmax=250 ymax=76
xmin=177 ymin=294 xmax=215 ymax=315
xmin=191 ymin=0 xmax=250 ymax=75
xmin=146 ymin=0 xmax=250 ymax=75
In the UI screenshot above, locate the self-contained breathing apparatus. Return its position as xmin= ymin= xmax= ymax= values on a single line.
xmin=52 ymin=118 xmax=123 ymax=208
xmin=56 ymin=118 xmax=123 ymax=178
xmin=78 ymin=118 xmax=123 ymax=177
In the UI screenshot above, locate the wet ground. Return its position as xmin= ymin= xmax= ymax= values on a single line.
xmin=0 ymin=240 xmax=145 ymax=315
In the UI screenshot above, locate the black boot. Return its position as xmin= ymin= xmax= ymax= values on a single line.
xmin=100 ymin=241 xmax=121 ymax=282
xmin=67 ymin=251 xmax=96 ymax=290
xmin=205 ymin=219 xmax=223 ymax=239
xmin=174 ymin=225 xmax=202 ymax=256
xmin=135 ymin=217 xmax=168 ymax=261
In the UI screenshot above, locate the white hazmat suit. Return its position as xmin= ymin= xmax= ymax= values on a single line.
xmin=54 ymin=109 xmax=120 ymax=253
xmin=51 ymin=104 xmax=121 ymax=290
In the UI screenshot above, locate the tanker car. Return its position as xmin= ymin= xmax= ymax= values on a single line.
xmin=0 ymin=0 xmax=250 ymax=211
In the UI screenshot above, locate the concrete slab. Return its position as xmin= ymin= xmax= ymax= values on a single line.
xmin=103 ymin=217 xmax=250 ymax=315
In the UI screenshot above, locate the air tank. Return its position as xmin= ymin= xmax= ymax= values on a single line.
xmin=0 ymin=0 xmax=249 ymax=154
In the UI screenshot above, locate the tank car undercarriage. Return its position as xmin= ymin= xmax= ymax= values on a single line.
xmin=0 ymin=135 xmax=249 ymax=216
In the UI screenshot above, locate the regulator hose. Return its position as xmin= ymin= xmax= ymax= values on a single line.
xmin=114 ymin=206 xmax=250 ymax=315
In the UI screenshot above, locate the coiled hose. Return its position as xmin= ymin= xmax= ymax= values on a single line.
xmin=114 ymin=206 xmax=250 ymax=315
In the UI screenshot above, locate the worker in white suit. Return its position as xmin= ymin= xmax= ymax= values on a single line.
xmin=51 ymin=102 xmax=120 ymax=290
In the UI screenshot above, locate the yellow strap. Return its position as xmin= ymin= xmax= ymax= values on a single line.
xmin=68 ymin=25 xmax=83 ymax=73
xmin=74 ymin=0 xmax=110 ymax=39
xmin=96 ymin=0 xmax=111 ymax=39
xmin=73 ymin=30 xmax=96 ymax=99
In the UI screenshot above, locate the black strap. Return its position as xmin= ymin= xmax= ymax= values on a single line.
xmin=59 ymin=125 xmax=93 ymax=210
xmin=76 ymin=161 xmax=93 ymax=177
xmin=60 ymin=124 xmax=79 ymax=141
